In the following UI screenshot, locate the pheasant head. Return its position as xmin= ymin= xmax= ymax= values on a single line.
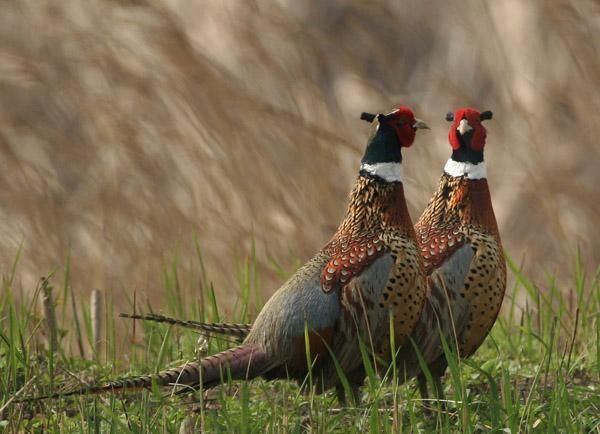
xmin=332 ymin=106 xmax=428 ymax=251
xmin=359 ymin=106 xmax=429 ymax=182
xmin=444 ymin=108 xmax=493 ymax=179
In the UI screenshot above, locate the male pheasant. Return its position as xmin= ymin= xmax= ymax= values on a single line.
xmin=130 ymin=108 xmax=506 ymax=405
xmin=28 ymin=107 xmax=430 ymax=403
xmin=406 ymin=107 xmax=507 ymax=401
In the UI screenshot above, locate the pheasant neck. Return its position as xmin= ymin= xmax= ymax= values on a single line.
xmin=426 ymin=174 xmax=500 ymax=236
xmin=339 ymin=174 xmax=414 ymax=235
xmin=444 ymin=158 xmax=486 ymax=180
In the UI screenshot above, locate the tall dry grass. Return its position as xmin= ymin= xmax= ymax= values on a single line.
xmin=1 ymin=0 xmax=599 ymax=317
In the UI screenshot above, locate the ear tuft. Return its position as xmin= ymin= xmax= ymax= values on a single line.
xmin=445 ymin=112 xmax=454 ymax=122
xmin=480 ymin=110 xmax=493 ymax=121
xmin=360 ymin=112 xmax=376 ymax=123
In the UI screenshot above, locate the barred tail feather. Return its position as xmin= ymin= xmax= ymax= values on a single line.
xmin=193 ymin=344 xmax=267 ymax=388
xmin=20 ymin=344 xmax=267 ymax=401
xmin=119 ymin=313 xmax=252 ymax=340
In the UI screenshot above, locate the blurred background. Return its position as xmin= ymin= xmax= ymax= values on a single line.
xmin=1 ymin=0 xmax=599 ymax=317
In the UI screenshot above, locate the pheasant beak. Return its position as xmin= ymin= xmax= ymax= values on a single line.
xmin=457 ymin=118 xmax=473 ymax=135
xmin=412 ymin=119 xmax=430 ymax=130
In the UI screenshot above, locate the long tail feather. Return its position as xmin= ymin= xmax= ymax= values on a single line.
xmin=120 ymin=313 xmax=252 ymax=340
xmin=20 ymin=344 xmax=266 ymax=402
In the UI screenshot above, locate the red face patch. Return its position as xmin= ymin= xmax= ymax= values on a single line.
xmin=388 ymin=106 xmax=417 ymax=148
xmin=448 ymin=107 xmax=487 ymax=151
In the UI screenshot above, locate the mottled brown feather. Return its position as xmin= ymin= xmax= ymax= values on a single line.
xmin=415 ymin=173 xmax=506 ymax=359
xmin=315 ymin=175 xmax=427 ymax=356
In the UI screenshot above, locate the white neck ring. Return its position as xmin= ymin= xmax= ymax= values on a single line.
xmin=360 ymin=162 xmax=402 ymax=182
xmin=443 ymin=159 xmax=487 ymax=180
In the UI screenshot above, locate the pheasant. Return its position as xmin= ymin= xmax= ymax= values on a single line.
xmin=406 ymin=107 xmax=507 ymax=401
xmin=27 ymin=107 xmax=430 ymax=403
xmin=128 ymin=108 xmax=506 ymax=405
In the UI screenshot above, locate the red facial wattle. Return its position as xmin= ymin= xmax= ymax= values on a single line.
xmin=448 ymin=107 xmax=487 ymax=151
xmin=390 ymin=106 xmax=417 ymax=148
xmin=394 ymin=122 xmax=417 ymax=148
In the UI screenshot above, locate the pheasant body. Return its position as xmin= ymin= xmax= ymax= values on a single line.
xmin=415 ymin=174 xmax=506 ymax=359
xmin=243 ymin=173 xmax=426 ymax=388
xmin=318 ymin=175 xmax=427 ymax=352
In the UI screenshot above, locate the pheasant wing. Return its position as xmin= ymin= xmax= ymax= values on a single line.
xmin=320 ymin=234 xmax=387 ymax=293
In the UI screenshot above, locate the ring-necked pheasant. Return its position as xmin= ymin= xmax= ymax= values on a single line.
xmin=130 ymin=108 xmax=506 ymax=405
xmin=406 ymin=107 xmax=506 ymax=401
xmin=26 ymin=107 xmax=430 ymax=403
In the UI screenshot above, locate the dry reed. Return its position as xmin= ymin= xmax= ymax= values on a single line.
xmin=1 ymin=0 xmax=598 ymax=322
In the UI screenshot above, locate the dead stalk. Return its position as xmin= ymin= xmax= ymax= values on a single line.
xmin=41 ymin=278 xmax=57 ymax=354
xmin=91 ymin=288 xmax=103 ymax=359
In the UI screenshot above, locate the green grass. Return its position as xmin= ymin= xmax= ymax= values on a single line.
xmin=0 ymin=248 xmax=599 ymax=433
